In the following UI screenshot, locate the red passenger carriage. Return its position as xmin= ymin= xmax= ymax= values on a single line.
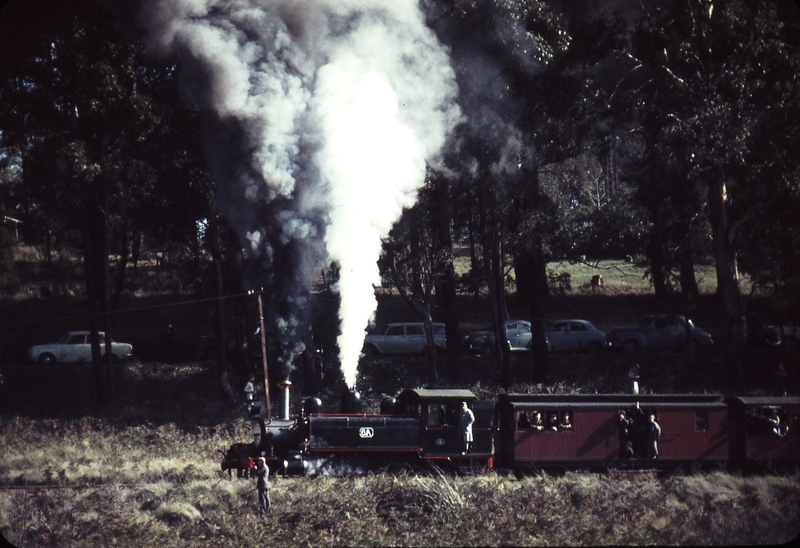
xmin=726 ymin=396 xmax=800 ymax=471
xmin=496 ymin=394 xmax=728 ymax=472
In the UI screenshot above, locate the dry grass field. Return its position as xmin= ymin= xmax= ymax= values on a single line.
xmin=1 ymin=360 xmax=799 ymax=547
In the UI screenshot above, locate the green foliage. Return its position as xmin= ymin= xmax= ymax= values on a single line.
xmin=546 ymin=269 xmax=570 ymax=297
xmin=619 ymin=0 xmax=800 ymax=304
xmin=0 ymin=0 xmax=216 ymax=304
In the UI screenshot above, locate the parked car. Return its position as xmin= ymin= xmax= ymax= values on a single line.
xmin=27 ymin=331 xmax=134 ymax=364
xmin=464 ymin=320 xmax=550 ymax=353
xmin=544 ymin=319 xmax=606 ymax=353
xmin=607 ymin=315 xmax=713 ymax=354
xmin=362 ymin=322 xmax=446 ymax=356
xmin=755 ymin=325 xmax=800 ymax=349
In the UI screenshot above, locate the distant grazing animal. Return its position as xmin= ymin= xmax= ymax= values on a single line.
xmin=626 ymin=255 xmax=633 ymax=263
xmin=580 ymin=255 xmax=587 ymax=262
xmin=591 ymin=274 xmax=604 ymax=293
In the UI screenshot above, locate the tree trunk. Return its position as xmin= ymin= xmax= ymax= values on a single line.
xmin=112 ymin=227 xmax=129 ymax=312
xmin=208 ymin=210 xmax=228 ymax=399
xmin=84 ymin=192 xmax=110 ymax=404
xmin=101 ymin=201 xmax=114 ymax=402
xmin=482 ymin=209 xmax=511 ymax=389
xmin=707 ymin=178 xmax=746 ymax=388
xmin=648 ymin=231 xmax=670 ymax=299
xmin=515 ymin=250 xmax=550 ymax=383
xmin=430 ymin=175 xmax=462 ymax=383
xmin=679 ymin=257 xmax=700 ymax=304
xmin=515 ymin=164 xmax=550 ymax=383
xmin=82 ymin=212 xmax=104 ymax=404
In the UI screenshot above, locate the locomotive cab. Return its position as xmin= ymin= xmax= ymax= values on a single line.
xmin=395 ymin=389 xmax=493 ymax=462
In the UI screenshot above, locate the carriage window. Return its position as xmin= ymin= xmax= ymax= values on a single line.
xmin=695 ymin=411 xmax=708 ymax=432
xmin=559 ymin=411 xmax=574 ymax=431
xmin=545 ymin=412 xmax=557 ymax=431
xmin=443 ymin=403 xmax=456 ymax=426
xmin=747 ymin=407 xmax=786 ymax=436
xmin=517 ymin=411 xmax=531 ymax=429
xmin=528 ymin=410 xmax=544 ymax=431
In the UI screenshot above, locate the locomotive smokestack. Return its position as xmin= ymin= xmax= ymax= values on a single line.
xmin=341 ymin=389 xmax=362 ymax=414
xmin=278 ymin=380 xmax=292 ymax=420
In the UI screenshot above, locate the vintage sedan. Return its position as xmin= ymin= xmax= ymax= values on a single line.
xmin=607 ymin=315 xmax=713 ymax=353
xmin=544 ymin=319 xmax=606 ymax=353
xmin=464 ymin=320 xmax=551 ymax=354
xmin=362 ymin=322 xmax=446 ymax=356
xmin=28 ymin=331 xmax=134 ymax=364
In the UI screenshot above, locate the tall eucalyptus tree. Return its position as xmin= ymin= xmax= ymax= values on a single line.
xmin=625 ymin=0 xmax=800 ymax=385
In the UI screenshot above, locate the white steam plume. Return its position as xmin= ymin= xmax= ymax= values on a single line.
xmin=138 ymin=0 xmax=460 ymax=386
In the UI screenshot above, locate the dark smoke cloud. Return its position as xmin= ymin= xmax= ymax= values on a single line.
xmin=133 ymin=0 xmax=460 ymax=383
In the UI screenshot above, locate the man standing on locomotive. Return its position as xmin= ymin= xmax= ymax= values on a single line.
xmin=458 ymin=401 xmax=475 ymax=455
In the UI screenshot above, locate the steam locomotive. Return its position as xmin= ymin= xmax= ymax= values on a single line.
xmin=221 ymin=384 xmax=800 ymax=477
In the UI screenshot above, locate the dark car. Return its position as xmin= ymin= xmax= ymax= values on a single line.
xmin=463 ymin=320 xmax=552 ymax=354
xmin=607 ymin=314 xmax=713 ymax=353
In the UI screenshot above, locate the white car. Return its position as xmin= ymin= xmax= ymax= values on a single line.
xmin=544 ymin=319 xmax=607 ymax=353
xmin=28 ymin=331 xmax=134 ymax=364
xmin=362 ymin=322 xmax=446 ymax=356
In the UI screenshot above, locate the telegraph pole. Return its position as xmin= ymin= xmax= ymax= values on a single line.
xmin=256 ymin=290 xmax=272 ymax=421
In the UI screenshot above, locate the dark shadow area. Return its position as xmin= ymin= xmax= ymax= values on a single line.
xmin=0 ymin=361 xmax=239 ymax=426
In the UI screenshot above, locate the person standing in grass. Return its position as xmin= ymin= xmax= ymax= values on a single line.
xmin=628 ymin=364 xmax=641 ymax=394
xmin=458 ymin=401 xmax=475 ymax=455
xmin=646 ymin=414 xmax=661 ymax=459
xmin=244 ymin=374 xmax=256 ymax=402
xmin=256 ymin=457 xmax=271 ymax=514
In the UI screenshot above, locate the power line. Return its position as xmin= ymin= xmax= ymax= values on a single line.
xmin=1 ymin=292 xmax=252 ymax=329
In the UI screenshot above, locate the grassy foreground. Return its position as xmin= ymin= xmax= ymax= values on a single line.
xmin=1 ymin=363 xmax=799 ymax=547
xmin=1 ymin=424 xmax=799 ymax=548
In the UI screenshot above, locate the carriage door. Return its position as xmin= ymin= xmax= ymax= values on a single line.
xmin=422 ymin=401 xmax=459 ymax=456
